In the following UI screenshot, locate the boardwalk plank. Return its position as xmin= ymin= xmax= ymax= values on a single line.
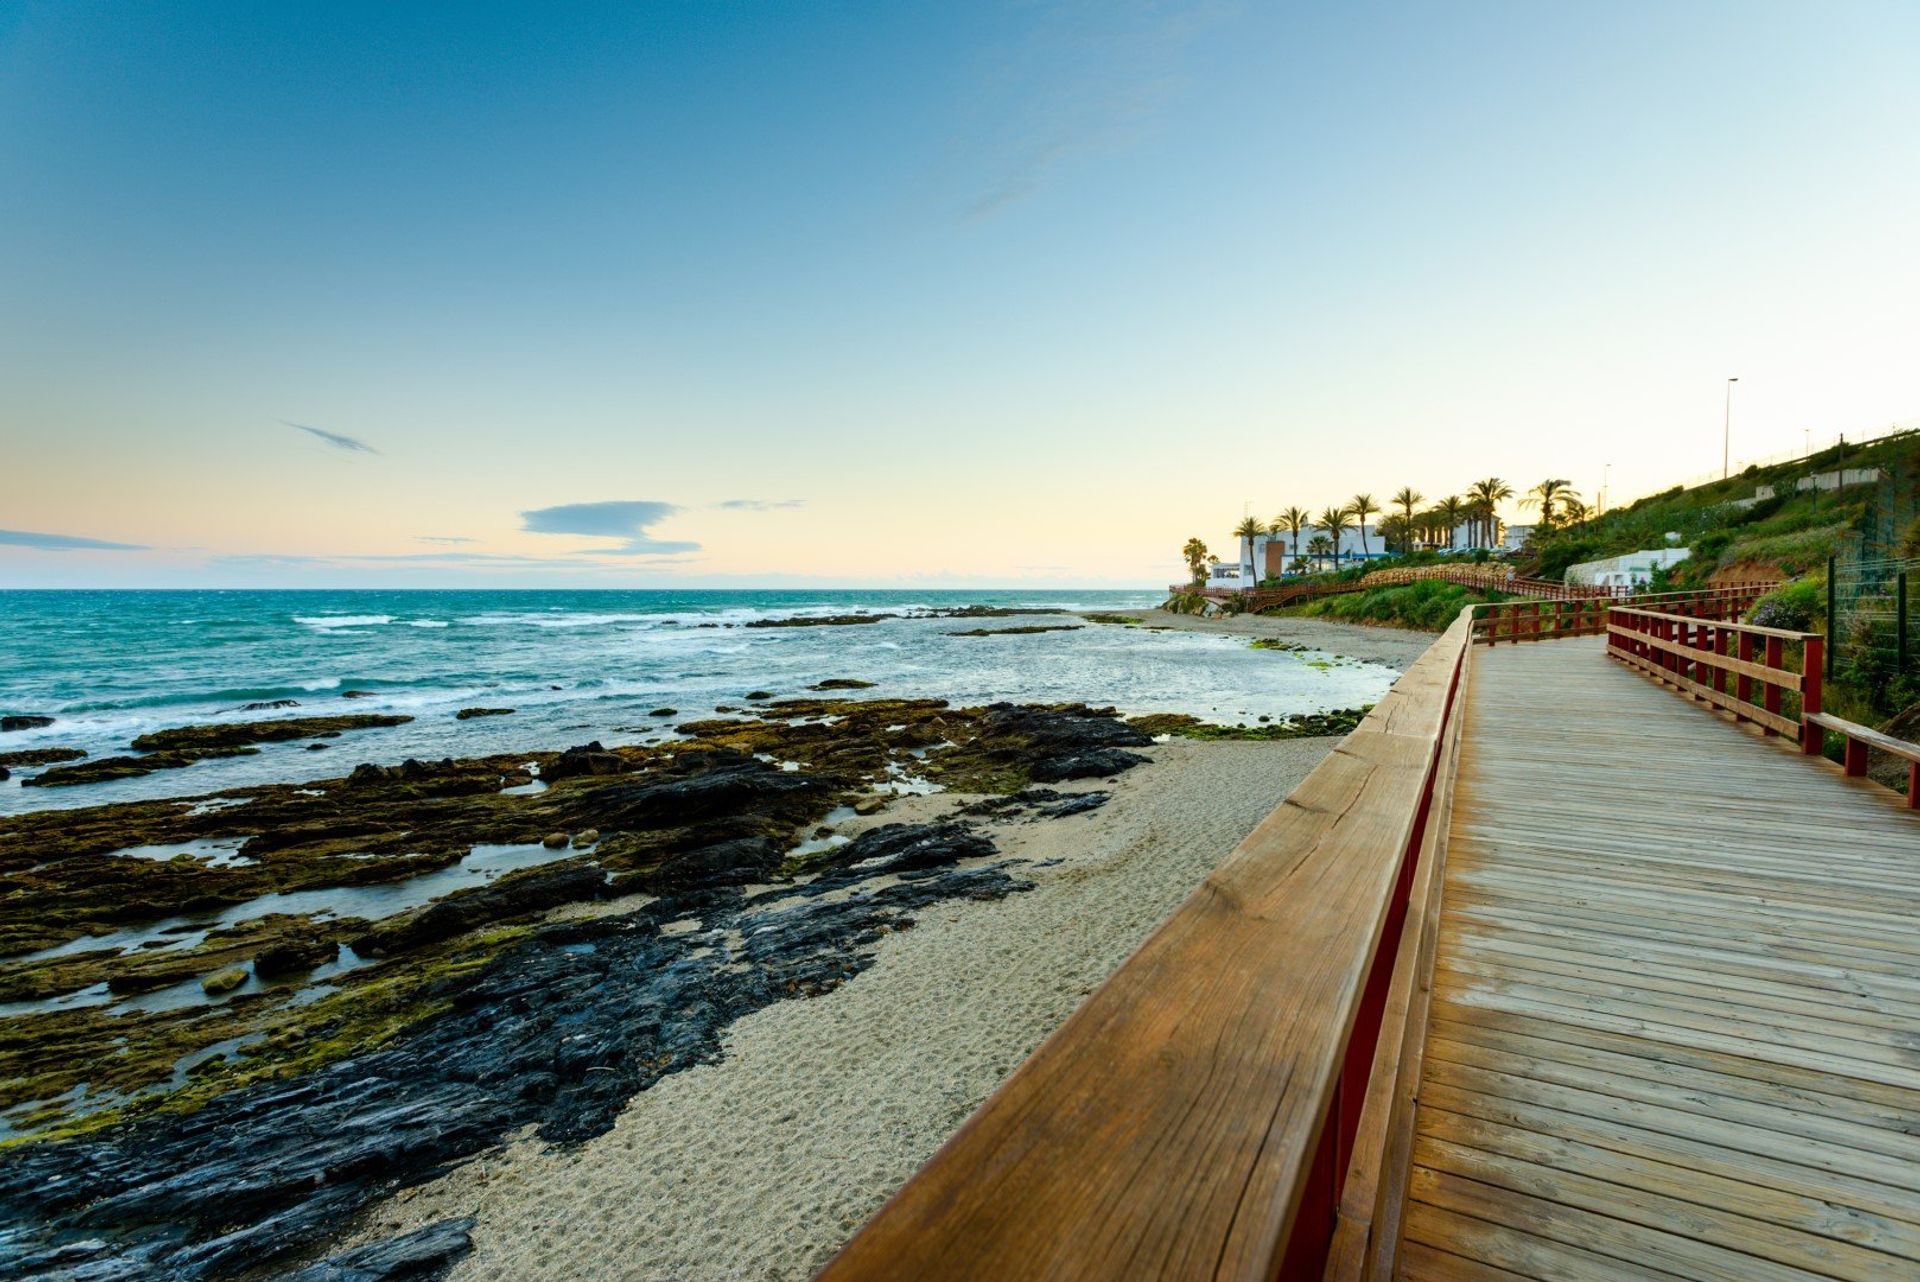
xmin=1398 ymin=637 xmax=1920 ymax=1281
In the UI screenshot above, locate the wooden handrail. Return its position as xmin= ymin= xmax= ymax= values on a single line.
xmin=1609 ymin=604 xmax=1812 ymax=639
xmin=1806 ymin=712 xmax=1920 ymax=810
xmin=1322 ymin=610 xmax=1475 ymax=1280
xmin=1473 ymin=584 xmax=1771 ymax=647
xmin=1606 ymin=606 xmax=1824 ymax=750
xmin=817 ymin=611 xmax=1479 ymax=1282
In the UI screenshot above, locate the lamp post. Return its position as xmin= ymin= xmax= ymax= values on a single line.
xmin=1722 ymin=377 xmax=1739 ymax=479
xmin=1601 ymin=462 xmax=1611 ymax=515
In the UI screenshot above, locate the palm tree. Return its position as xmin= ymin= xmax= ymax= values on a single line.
xmin=1318 ymin=504 xmax=1354 ymax=569
xmin=1392 ymin=486 xmax=1423 ymax=536
xmin=1378 ymin=513 xmax=1410 ymax=554
xmin=1306 ymin=535 xmax=1333 ymax=571
xmin=1273 ymin=505 xmax=1311 ymax=568
xmin=1467 ymin=477 xmax=1514 ymax=548
xmin=1560 ymin=497 xmax=1589 ymax=526
xmin=1232 ymin=516 xmax=1264 ymax=582
xmin=1523 ymin=478 xmax=1580 ymax=527
xmin=1181 ymin=537 xmax=1210 ymax=585
xmin=1435 ymin=495 xmax=1467 ymax=551
xmin=1348 ymin=493 xmax=1379 ymax=560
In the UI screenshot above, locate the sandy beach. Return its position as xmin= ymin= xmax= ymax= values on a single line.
xmin=1115 ymin=607 xmax=1437 ymax=669
xmin=341 ymin=615 xmax=1442 ymax=1280
xmin=353 ymin=736 xmax=1339 ymax=1280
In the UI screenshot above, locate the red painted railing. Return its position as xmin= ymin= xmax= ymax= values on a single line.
xmin=1475 ymin=584 xmax=1771 ymax=646
xmin=1606 ymin=606 xmax=1824 ymax=752
xmin=1808 ymin=713 xmax=1920 ymax=809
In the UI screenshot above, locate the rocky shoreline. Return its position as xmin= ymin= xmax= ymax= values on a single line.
xmin=0 ymin=613 xmax=1397 ymax=1281
xmin=0 ymin=692 xmax=1205 ymax=1279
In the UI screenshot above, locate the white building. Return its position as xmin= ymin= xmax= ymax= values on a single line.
xmin=1233 ymin=525 xmax=1390 ymax=580
xmin=1565 ymin=547 xmax=1691 ymax=589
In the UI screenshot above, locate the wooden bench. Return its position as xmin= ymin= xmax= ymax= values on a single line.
xmin=1807 ymin=711 xmax=1920 ymax=808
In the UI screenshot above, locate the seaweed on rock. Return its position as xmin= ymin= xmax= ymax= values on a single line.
xmin=0 ymin=824 xmax=1030 ymax=1281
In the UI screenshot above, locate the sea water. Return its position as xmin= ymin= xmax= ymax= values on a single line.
xmin=0 ymin=589 xmax=1398 ymax=814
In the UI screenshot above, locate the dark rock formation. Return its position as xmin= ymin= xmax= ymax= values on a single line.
xmin=254 ymin=936 xmax=341 ymax=978
xmin=960 ymin=788 xmax=1111 ymax=821
xmin=240 ymin=699 xmax=301 ymax=712
xmin=1 ymin=715 xmax=54 ymax=732
xmin=454 ymin=707 xmax=514 ymax=720
xmin=946 ymin=625 xmax=1081 ymax=637
xmin=133 ymin=714 xmax=412 ymax=754
xmin=0 ymin=827 xmax=1027 ymax=1280
xmin=342 ymin=758 xmax=500 ymax=797
xmin=0 ymin=747 xmax=87 ymax=769
xmin=538 ymin=740 xmax=628 ymax=783
xmin=25 ymin=717 xmax=412 ymax=787
xmin=743 ymin=613 xmax=891 ymax=629
xmin=647 ymin=707 xmax=677 ymax=717
xmin=630 ymin=835 xmax=783 ymax=893
xmin=1030 ymin=747 xmax=1149 ymax=782
xmin=809 ymin=678 xmax=876 ymax=690
xmin=24 ymin=752 xmax=215 ymax=787
xmin=354 ymin=863 xmax=607 ymax=956
xmin=281 ymin=1216 xmax=476 ymax=1282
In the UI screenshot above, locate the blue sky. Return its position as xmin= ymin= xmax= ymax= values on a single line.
xmin=3 ymin=1 xmax=1917 ymax=587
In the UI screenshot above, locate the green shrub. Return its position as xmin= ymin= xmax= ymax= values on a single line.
xmin=1746 ymin=576 xmax=1823 ymax=631
xmin=1293 ymin=579 xmax=1505 ymax=631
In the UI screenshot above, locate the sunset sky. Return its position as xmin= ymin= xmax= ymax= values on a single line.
xmin=4 ymin=1 xmax=1917 ymax=588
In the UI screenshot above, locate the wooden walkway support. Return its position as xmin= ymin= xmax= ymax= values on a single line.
xmin=1383 ymin=637 xmax=1920 ymax=1280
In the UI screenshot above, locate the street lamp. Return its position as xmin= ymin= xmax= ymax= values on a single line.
xmin=1602 ymin=462 xmax=1611 ymax=514
xmin=1722 ymin=377 xmax=1739 ymax=479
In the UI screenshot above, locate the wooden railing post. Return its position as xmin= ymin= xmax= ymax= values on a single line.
xmin=1763 ymin=635 xmax=1785 ymax=735
xmin=1736 ymin=632 xmax=1755 ymax=716
xmin=1802 ymin=637 xmax=1825 ymax=754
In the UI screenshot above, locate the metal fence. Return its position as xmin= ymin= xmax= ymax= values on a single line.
xmin=1828 ymin=555 xmax=1920 ymax=682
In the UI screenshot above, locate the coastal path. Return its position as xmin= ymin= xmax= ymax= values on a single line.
xmin=817 ymin=595 xmax=1920 ymax=1281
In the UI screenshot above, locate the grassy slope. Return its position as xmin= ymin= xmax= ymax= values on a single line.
xmin=1527 ymin=432 xmax=1919 ymax=588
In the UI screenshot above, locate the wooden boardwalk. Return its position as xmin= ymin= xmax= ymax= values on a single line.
xmin=1401 ymin=636 xmax=1920 ymax=1280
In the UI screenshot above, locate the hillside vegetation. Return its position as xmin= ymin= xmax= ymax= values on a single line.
xmin=1525 ymin=432 xmax=1920 ymax=588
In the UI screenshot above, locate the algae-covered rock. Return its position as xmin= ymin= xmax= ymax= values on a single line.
xmin=1 ymin=715 xmax=54 ymax=732
xmin=353 ymin=862 xmax=607 ymax=956
xmin=201 ymin=967 xmax=248 ymax=995
xmin=541 ymin=741 xmax=628 ymax=783
xmin=947 ymin=625 xmax=1081 ymax=637
xmin=254 ymin=937 xmax=339 ymax=978
xmin=541 ymin=832 xmax=568 ymax=849
xmin=0 ymin=747 xmax=86 ymax=769
xmin=455 ymin=707 xmax=514 ymax=720
xmin=132 ymin=714 xmax=411 ymax=754
xmin=24 ymin=753 xmax=213 ymax=787
xmin=1029 ymin=747 xmax=1148 ymax=781
xmin=809 ymin=678 xmax=876 ymax=690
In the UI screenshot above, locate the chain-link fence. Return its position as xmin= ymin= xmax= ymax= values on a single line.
xmin=1828 ymin=555 xmax=1920 ymax=684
